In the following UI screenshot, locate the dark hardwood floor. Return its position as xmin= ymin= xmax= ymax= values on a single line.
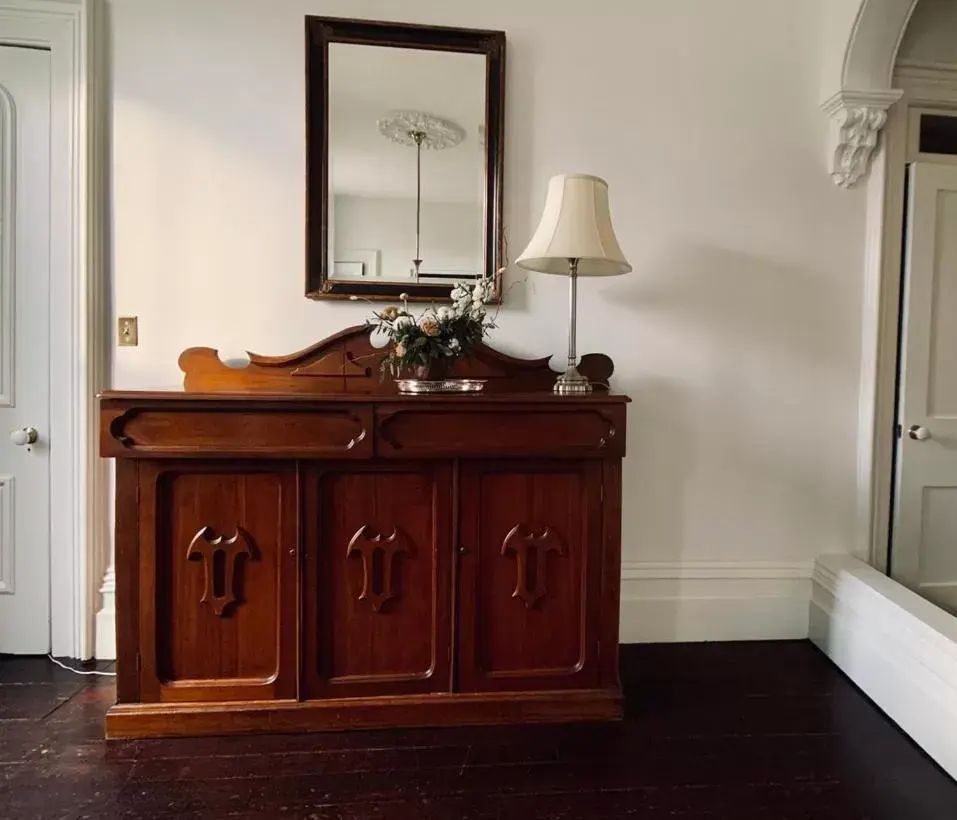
xmin=1 ymin=642 xmax=955 ymax=819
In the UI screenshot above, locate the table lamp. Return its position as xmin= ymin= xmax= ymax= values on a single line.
xmin=517 ymin=174 xmax=632 ymax=394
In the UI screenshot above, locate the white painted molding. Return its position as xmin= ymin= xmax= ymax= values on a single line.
xmin=620 ymin=560 xmax=813 ymax=643
xmin=94 ymin=563 xmax=114 ymax=659
xmin=811 ymin=554 xmax=957 ymax=780
xmin=0 ymin=476 xmax=12 ymax=594
xmin=0 ymin=0 xmax=108 ymax=659
xmin=823 ymin=89 xmax=903 ymax=188
xmin=0 ymin=82 xmax=13 ymax=407
xmin=82 ymin=0 xmax=112 ymax=662
xmin=839 ymin=0 xmax=918 ymax=91
xmin=623 ymin=561 xmax=813 ymax=580
xmin=895 ymin=60 xmax=957 ymax=90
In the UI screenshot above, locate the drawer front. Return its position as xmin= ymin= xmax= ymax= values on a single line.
xmin=375 ymin=404 xmax=624 ymax=458
xmin=103 ymin=404 xmax=373 ymax=458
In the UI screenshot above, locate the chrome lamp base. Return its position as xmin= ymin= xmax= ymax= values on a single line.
xmin=554 ymin=366 xmax=593 ymax=395
xmin=554 ymin=258 xmax=594 ymax=396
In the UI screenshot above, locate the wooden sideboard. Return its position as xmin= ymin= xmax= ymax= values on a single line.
xmin=100 ymin=327 xmax=629 ymax=739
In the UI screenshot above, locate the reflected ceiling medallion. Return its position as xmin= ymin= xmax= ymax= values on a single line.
xmin=377 ymin=110 xmax=466 ymax=149
xmin=377 ymin=110 xmax=466 ymax=277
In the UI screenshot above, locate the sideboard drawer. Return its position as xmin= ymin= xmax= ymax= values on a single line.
xmin=102 ymin=404 xmax=373 ymax=458
xmin=375 ymin=403 xmax=625 ymax=458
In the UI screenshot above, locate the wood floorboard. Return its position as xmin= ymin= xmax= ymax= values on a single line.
xmin=1 ymin=642 xmax=955 ymax=819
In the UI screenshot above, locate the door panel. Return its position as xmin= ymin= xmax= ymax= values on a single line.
xmin=0 ymin=47 xmax=51 ymax=654
xmin=138 ymin=463 xmax=298 ymax=702
xmin=458 ymin=461 xmax=601 ymax=692
xmin=894 ymin=163 xmax=957 ymax=613
xmin=303 ymin=464 xmax=452 ymax=698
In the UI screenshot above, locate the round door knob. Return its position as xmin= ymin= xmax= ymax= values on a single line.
xmin=9 ymin=427 xmax=38 ymax=447
xmin=908 ymin=425 xmax=932 ymax=441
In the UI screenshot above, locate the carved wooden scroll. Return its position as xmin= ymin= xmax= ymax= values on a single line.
xmin=502 ymin=525 xmax=564 ymax=610
xmin=187 ymin=526 xmax=252 ymax=616
xmin=346 ymin=525 xmax=410 ymax=612
xmin=178 ymin=325 xmax=614 ymax=395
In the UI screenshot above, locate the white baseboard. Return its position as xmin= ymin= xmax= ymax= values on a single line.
xmin=94 ymin=567 xmax=116 ymax=660
xmin=94 ymin=603 xmax=115 ymax=660
xmin=89 ymin=560 xmax=815 ymax=657
xmin=811 ymin=554 xmax=957 ymax=780
xmin=620 ymin=561 xmax=813 ymax=643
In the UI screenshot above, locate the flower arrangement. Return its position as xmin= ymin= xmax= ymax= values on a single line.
xmin=356 ymin=278 xmax=497 ymax=379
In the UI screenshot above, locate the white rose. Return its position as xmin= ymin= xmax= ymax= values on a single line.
xmin=472 ymin=283 xmax=486 ymax=302
xmin=449 ymin=338 xmax=461 ymax=351
xmin=437 ymin=306 xmax=454 ymax=322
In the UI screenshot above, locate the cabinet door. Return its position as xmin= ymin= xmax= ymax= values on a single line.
xmin=458 ymin=461 xmax=602 ymax=692
xmin=303 ymin=464 xmax=453 ymax=698
xmin=138 ymin=462 xmax=298 ymax=703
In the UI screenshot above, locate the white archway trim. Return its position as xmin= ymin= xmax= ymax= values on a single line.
xmin=821 ymin=0 xmax=917 ymax=188
xmin=823 ymin=89 xmax=903 ymax=187
xmin=843 ymin=0 xmax=918 ymax=90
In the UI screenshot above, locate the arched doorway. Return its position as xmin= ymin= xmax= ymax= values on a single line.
xmin=821 ymin=0 xmax=957 ymax=574
xmin=871 ymin=2 xmax=957 ymax=609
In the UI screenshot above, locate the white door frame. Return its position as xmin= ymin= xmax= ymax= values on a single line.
xmin=820 ymin=0 xmax=957 ymax=572
xmin=0 ymin=0 xmax=108 ymax=659
xmin=861 ymin=62 xmax=957 ymax=573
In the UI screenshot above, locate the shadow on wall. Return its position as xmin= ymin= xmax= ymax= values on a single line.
xmin=607 ymin=242 xmax=858 ymax=564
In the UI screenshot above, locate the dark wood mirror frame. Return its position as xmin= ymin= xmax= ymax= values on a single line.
xmin=305 ymin=17 xmax=506 ymax=303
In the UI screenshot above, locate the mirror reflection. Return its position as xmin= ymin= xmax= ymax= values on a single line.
xmin=327 ymin=44 xmax=488 ymax=288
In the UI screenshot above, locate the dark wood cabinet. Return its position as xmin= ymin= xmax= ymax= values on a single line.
xmin=102 ymin=327 xmax=628 ymax=739
xmin=302 ymin=463 xmax=453 ymax=699
xmin=136 ymin=462 xmax=299 ymax=704
xmin=457 ymin=461 xmax=602 ymax=693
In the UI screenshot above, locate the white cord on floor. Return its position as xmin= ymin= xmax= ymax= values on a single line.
xmin=46 ymin=654 xmax=117 ymax=677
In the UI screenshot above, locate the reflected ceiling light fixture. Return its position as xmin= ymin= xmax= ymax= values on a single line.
xmin=377 ymin=110 xmax=465 ymax=277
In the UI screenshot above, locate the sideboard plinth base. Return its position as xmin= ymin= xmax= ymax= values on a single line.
xmin=105 ymin=689 xmax=624 ymax=740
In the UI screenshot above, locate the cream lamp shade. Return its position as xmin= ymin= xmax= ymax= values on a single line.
xmin=516 ymin=174 xmax=631 ymax=276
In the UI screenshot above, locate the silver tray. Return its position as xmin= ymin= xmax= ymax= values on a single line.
xmin=395 ymin=378 xmax=487 ymax=394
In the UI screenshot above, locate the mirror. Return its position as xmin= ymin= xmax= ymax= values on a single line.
xmin=305 ymin=17 xmax=506 ymax=302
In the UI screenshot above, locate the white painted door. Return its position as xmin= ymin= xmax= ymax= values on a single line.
xmin=0 ymin=46 xmax=51 ymax=653
xmin=893 ymin=163 xmax=957 ymax=613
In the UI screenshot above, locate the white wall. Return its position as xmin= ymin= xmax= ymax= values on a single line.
xmin=109 ymin=0 xmax=868 ymax=640
xmin=333 ymin=194 xmax=483 ymax=281
xmin=898 ymin=0 xmax=957 ymax=64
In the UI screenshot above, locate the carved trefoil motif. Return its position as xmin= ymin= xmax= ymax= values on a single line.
xmin=502 ymin=524 xmax=564 ymax=610
xmin=187 ymin=526 xmax=253 ymax=616
xmin=347 ymin=525 xmax=410 ymax=612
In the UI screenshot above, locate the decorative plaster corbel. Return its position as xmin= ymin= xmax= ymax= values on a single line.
xmin=822 ymin=90 xmax=903 ymax=188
